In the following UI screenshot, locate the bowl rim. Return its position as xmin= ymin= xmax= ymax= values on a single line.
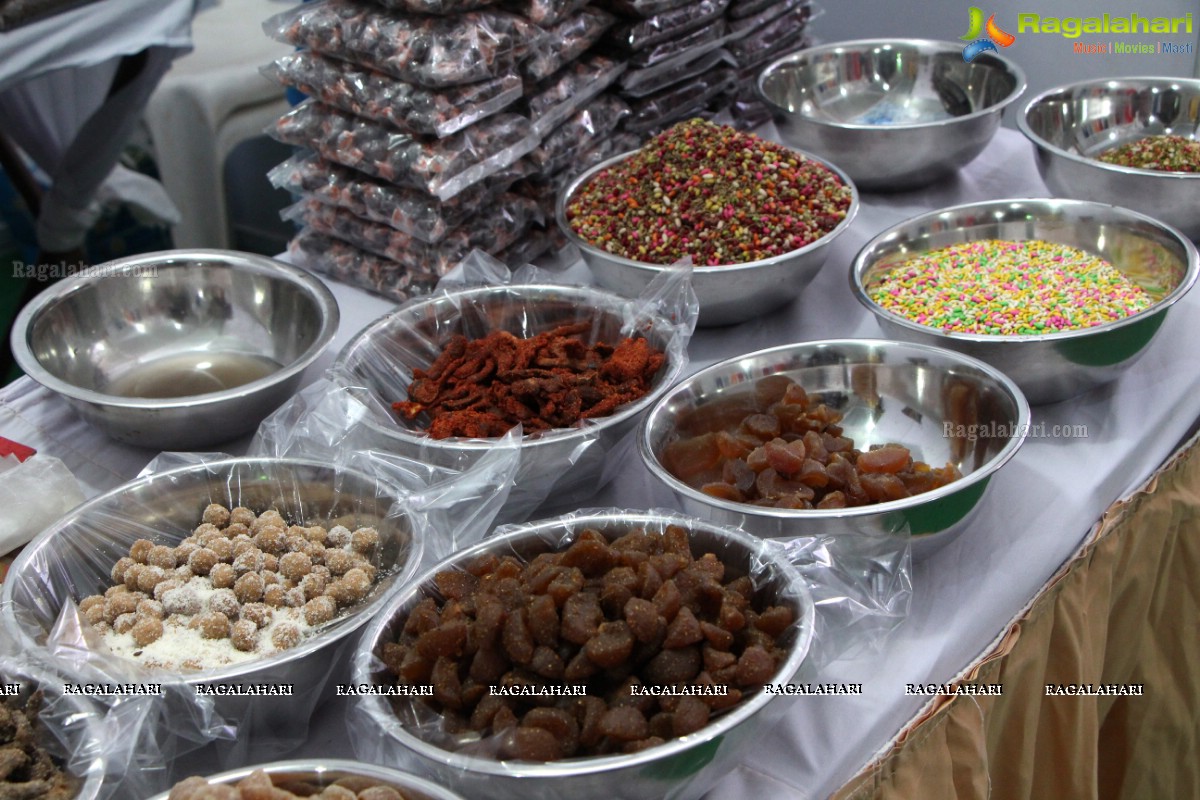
xmin=755 ymin=37 xmax=1029 ymax=132
xmin=143 ymin=758 xmax=466 ymax=800
xmin=638 ymin=338 xmax=1030 ymax=524
xmin=1017 ymin=76 xmax=1200 ymax=181
xmin=0 ymin=456 xmax=422 ymax=686
xmin=351 ymin=510 xmax=817 ymax=778
xmin=9 ymin=249 xmax=340 ymax=410
xmin=332 ymin=282 xmax=689 ymax=451
xmin=849 ymin=197 xmax=1200 ymax=343
xmin=555 ymin=145 xmax=860 ymax=275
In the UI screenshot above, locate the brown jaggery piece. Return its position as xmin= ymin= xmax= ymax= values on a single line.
xmin=597 ymin=706 xmax=648 ymax=742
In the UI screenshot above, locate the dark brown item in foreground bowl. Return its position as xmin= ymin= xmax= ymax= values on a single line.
xmin=0 ymin=686 xmax=78 ymax=800
xmin=168 ymin=768 xmax=413 ymax=799
xmin=393 ymin=323 xmax=665 ymax=438
xmin=380 ymin=524 xmax=793 ymax=760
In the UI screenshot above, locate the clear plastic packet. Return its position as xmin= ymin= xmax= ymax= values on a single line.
xmin=607 ymin=0 xmax=729 ymax=52
xmin=623 ymin=67 xmax=737 ymax=135
xmin=494 ymin=223 xmax=570 ymax=266
xmin=528 ymin=94 xmax=631 ymax=175
xmin=0 ymin=654 xmax=108 ymax=799
xmin=288 ymin=197 xmax=538 ymax=272
xmin=727 ymin=5 xmax=813 ymax=66
xmin=728 ymin=0 xmax=809 ymax=33
xmin=597 ymin=0 xmax=692 ymax=19
xmin=323 ymin=253 xmax=697 ymax=522
xmin=361 ymin=0 xmax=501 ymax=15
xmin=520 ymin=7 xmax=616 ymax=83
xmin=264 ymin=0 xmax=545 ymax=88
xmin=626 ymin=18 xmax=728 ymax=68
xmin=269 ymin=102 xmax=539 ymax=201
xmin=619 ymin=46 xmax=735 ymax=97
xmin=729 ymin=0 xmax=796 ymax=19
xmin=344 ymin=508 xmax=908 ymax=797
xmin=0 ymin=446 xmax=518 ymax=792
xmin=504 ymin=0 xmax=590 ymax=26
xmin=290 ymin=228 xmax=441 ymax=302
xmin=517 ymin=130 xmax=642 ymax=213
xmin=524 ymin=52 xmax=626 ymax=138
xmin=264 ymin=52 xmax=522 ymax=138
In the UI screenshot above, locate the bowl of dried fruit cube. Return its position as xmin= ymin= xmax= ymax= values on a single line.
xmin=640 ymin=339 xmax=1029 ymax=556
xmin=347 ymin=510 xmax=815 ymax=800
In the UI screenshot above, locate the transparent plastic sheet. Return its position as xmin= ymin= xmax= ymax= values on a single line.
xmin=727 ymin=6 xmax=812 ymax=66
xmin=626 ymin=19 xmax=728 ymax=69
xmin=520 ymin=7 xmax=616 ymax=83
xmin=494 ymin=224 xmax=570 ymax=268
xmin=269 ymin=154 xmax=529 ymax=244
xmin=728 ymin=0 xmax=809 ymax=34
xmin=324 ymin=253 xmax=698 ymax=523
xmin=524 ymin=53 xmax=626 ymax=139
xmin=287 ymin=197 xmax=539 ymax=272
xmin=0 ymin=447 xmax=517 ymax=793
xmin=364 ymin=0 xmax=501 ymax=15
xmin=607 ymin=0 xmax=729 ymax=52
xmin=504 ymin=0 xmax=589 ymax=26
xmin=268 ymin=102 xmax=539 ymax=201
xmin=732 ymin=32 xmax=813 ymax=74
xmin=290 ymin=228 xmax=442 ymax=302
xmin=516 ymin=131 xmax=641 ymax=215
xmin=0 ymin=652 xmax=107 ymax=799
xmin=528 ymin=94 xmax=631 ymax=174
xmin=343 ymin=509 xmax=908 ymax=798
xmin=598 ymin=0 xmax=692 ymax=20
xmin=623 ymin=68 xmax=737 ymax=136
xmin=264 ymin=0 xmax=545 ymax=88
xmin=619 ymin=47 xmax=734 ymax=98
xmin=263 ymin=52 xmax=523 ymax=138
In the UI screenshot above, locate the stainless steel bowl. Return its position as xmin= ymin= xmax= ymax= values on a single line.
xmin=334 ymin=284 xmax=687 ymax=521
xmin=1 ymin=661 xmax=106 ymax=800
xmin=851 ymin=198 xmax=1199 ymax=404
xmin=757 ymin=39 xmax=1027 ymax=190
xmin=639 ymin=340 xmax=1029 ymax=556
xmin=0 ymin=457 xmax=418 ymax=765
xmin=145 ymin=759 xmax=465 ymax=800
xmin=350 ymin=511 xmax=816 ymax=800
xmin=556 ymin=150 xmax=859 ymax=327
xmin=1018 ymin=77 xmax=1200 ymax=239
xmin=10 ymin=250 xmax=339 ymax=450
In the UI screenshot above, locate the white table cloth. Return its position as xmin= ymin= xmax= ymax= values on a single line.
xmin=3 ymin=127 xmax=1199 ymax=798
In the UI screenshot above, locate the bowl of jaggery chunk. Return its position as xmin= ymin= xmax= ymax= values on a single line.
xmin=156 ymin=759 xmax=465 ymax=800
xmin=335 ymin=284 xmax=687 ymax=521
xmin=639 ymin=339 xmax=1029 ymax=555
xmin=348 ymin=512 xmax=815 ymax=800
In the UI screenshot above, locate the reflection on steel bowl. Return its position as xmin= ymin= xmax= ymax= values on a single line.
xmin=640 ymin=340 xmax=1029 ymax=556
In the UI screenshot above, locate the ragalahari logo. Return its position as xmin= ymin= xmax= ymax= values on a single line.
xmin=961 ymin=6 xmax=1015 ymax=61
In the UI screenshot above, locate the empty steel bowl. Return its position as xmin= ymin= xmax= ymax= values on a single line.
xmin=145 ymin=759 xmax=465 ymax=800
xmin=1018 ymin=77 xmax=1200 ymax=239
xmin=556 ymin=150 xmax=859 ymax=327
xmin=350 ymin=511 xmax=816 ymax=800
xmin=0 ymin=457 xmax=418 ymax=764
xmin=11 ymin=250 xmax=339 ymax=450
xmin=334 ymin=284 xmax=687 ymax=521
xmin=851 ymin=198 xmax=1199 ymax=404
xmin=640 ymin=340 xmax=1029 ymax=555
xmin=757 ymin=39 xmax=1026 ymax=190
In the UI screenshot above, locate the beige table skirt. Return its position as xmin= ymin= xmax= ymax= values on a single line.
xmin=835 ymin=433 xmax=1200 ymax=800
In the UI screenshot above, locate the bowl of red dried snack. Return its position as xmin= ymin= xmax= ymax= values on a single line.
xmin=334 ymin=284 xmax=689 ymax=522
xmin=558 ymin=118 xmax=858 ymax=327
xmin=0 ymin=457 xmax=419 ymax=764
xmin=347 ymin=511 xmax=815 ymax=800
xmin=152 ymin=759 xmax=465 ymax=800
xmin=640 ymin=339 xmax=1029 ymax=555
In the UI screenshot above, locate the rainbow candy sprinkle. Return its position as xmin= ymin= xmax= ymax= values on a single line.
xmin=867 ymin=239 xmax=1155 ymax=335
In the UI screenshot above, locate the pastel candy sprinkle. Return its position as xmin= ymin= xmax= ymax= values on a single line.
xmin=866 ymin=239 xmax=1154 ymax=335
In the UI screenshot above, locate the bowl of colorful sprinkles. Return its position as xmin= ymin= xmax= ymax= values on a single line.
xmin=557 ymin=118 xmax=858 ymax=327
xmin=1019 ymin=77 xmax=1200 ymax=239
xmin=852 ymin=198 xmax=1199 ymax=404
